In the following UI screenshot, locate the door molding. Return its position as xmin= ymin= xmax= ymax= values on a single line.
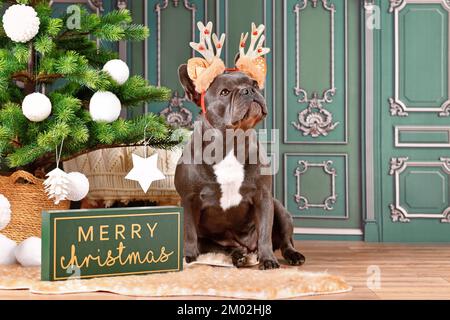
xmin=294 ymin=227 xmax=363 ymax=235
xmin=364 ymin=0 xmax=376 ymax=226
xmin=389 ymin=157 xmax=450 ymax=223
xmin=294 ymin=160 xmax=338 ymax=211
xmin=395 ymin=126 xmax=450 ymax=148
xmin=283 ymin=0 xmax=349 ymax=144
xmin=284 ymin=153 xmax=349 ymax=220
xmin=154 ymin=0 xmax=197 ymax=87
xmin=388 ymin=0 xmax=450 ymax=117
xmin=290 ymin=0 xmax=339 ymax=138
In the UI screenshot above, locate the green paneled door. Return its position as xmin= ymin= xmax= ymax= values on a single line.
xmin=280 ymin=0 xmax=363 ymax=240
xmin=373 ymin=0 xmax=450 ymax=241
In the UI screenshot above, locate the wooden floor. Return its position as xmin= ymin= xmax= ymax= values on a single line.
xmin=1 ymin=241 xmax=450 ymax=300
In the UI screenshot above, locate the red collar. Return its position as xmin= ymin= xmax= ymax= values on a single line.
xmin=200 ymin=91 xmax=207 ymax=114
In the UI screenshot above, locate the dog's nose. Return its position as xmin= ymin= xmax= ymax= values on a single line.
xmin=240 ymin=87 xmax=256 ymax=97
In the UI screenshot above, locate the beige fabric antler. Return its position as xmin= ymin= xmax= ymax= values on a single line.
xmin=187 ymin=22 xmax=226 ymax=93
xmin=236 ymin=23 xmax=270 ymax=89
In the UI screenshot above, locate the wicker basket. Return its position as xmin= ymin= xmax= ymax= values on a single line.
xmin=0 ymin=170 xmax=70 ymax=242
xmin=63 ymin=146 xmax=182 ymax=207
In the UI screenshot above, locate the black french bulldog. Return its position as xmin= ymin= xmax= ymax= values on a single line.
xmin=175 ymin=65 xmax=305 ymax=269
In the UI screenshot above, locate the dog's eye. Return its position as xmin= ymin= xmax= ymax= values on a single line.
xmin=220 ymin=89 xmax=230 ymax=96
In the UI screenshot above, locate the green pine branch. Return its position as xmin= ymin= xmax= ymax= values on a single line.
xmin=0 ymin=2 xmax=182 ymax=172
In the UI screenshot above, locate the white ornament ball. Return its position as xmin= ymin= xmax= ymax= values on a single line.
xmin=0 ymin=234 xmax=17 ymax=265
xmin=103 ymin=59 xmax=130 ymax=85
xmin=2 ymin=4 xmax=40 ymax=43
xmin=66 ymin=172 xmax=90 ymax=201
xmin=22 ymin=92 xmax=52 ymax=122
xmin=0 ymin=194 xmax=11 ymax=231
xmin=89 ymin=91 xmax=122 ymax=123
xmin=15 ymin=237 xmax=41 ymax=267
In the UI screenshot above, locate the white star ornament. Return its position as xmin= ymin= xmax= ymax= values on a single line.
xmin=125 ymin=153 xmax=165 ymax=193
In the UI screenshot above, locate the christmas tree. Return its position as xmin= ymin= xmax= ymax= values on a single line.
xmin=0 ymin=0 xmax=181 ymax=175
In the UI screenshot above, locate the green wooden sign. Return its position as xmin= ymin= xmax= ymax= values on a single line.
xmin=41 ymin=206 xmax=183 ymax=281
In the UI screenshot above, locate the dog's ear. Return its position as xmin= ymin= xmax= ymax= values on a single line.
xmin=178 ymin=64 xmax=201 ymax=106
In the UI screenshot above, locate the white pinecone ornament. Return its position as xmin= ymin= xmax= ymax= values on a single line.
xmin=2 ymin=4 xmax=40 ymax=43
xmin=43 ymin=168 xmax=70 ymax=205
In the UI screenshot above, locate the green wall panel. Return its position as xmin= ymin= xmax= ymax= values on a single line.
xmin=285 ymin=154 xmax=348 ymax=219
xmin=160 ymin=8 xmax=194 ymax=92
xmin=400 ymin=4 xmax=449 ymax=107
xmin=298 ymin=2 xmax=331 ymax=94
xmin=402 ymin=168 xmax=448 ymax=214
xmin=280 ymin=0 xmax=362 ymax=233
xmin=146 ymin=0 xmax=207 ymax=122
xmin=225 ymin=0 xmax=264 ymax=65
xmin=284 ymin=0 xmax=346 ymax=143
xmin=398 ymin=128 xmax=450 ymax=145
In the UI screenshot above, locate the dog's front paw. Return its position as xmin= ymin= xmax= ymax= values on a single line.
xmin=184 ymin=245 xmax=199 ymax=264
xmin=259 ymin=259 xmax=280 ymax=270
xmin=283 ymin=248 xmax=306 ymax=266
xmin=185 ymin=255 xmax=198 ymax=263
xmin=231 ymin=250 xmax=248 ymax=268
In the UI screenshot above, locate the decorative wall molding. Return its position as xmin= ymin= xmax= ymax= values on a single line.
xmin=284 ymin=153 xmax=349 ymax=220
xmin=159 ymin=92 xmax=193 ymax=128
xmin=390 ymin=0 xmax=450 ymax=13
xmin=294 ymin=227 xmax=363 ymax=235
xmin=291 ymin=93 xmax=339 ymax=137
xmin=291 ymin=0 xmax=337 ymax=137
xmin=389 ymin=0 xmax=450 ymax=117
xmin=284 ymin=0 xmax=348 ymax=145
xmin=153 ymin=0 xmax=198 ymax=127
xmin=364 ymin=0 xmax=375 ymax=9
xmin=389 ymin=157 xmax=450 ymax=223
xmin=395 ymin=126 xmax=450 ymax=148
xmin=294 ymin=159 xmax=337 ymax=210
xmin=389 ymin=0 xmax=405 ymax=13
xmin=155 ymin=0 xmax=197 ymax=87
xmin=364 ymin=0 xmax=376 ymax=223
xmin=117 ymin=0 xmax=127 ymax=9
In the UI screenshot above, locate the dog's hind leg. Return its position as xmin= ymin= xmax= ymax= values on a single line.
xmin=272 ymin=198 xmax=306 ymax=266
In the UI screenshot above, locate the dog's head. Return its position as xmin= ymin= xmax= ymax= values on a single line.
xmin=177 ymin=21 xmax=269 ymax=131
xmin=178 ymin=66 xmax=267 ymax=130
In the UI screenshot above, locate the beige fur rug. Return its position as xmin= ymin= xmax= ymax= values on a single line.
xmin=0 ymin=254 xmax=351 ymax=299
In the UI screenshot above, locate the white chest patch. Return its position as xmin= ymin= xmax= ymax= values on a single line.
xmin=213 ymin=151 xmax=244 ymax=211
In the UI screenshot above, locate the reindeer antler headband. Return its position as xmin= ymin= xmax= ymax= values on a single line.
xmin=187 ymin=21 xmax=270 ymax=96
